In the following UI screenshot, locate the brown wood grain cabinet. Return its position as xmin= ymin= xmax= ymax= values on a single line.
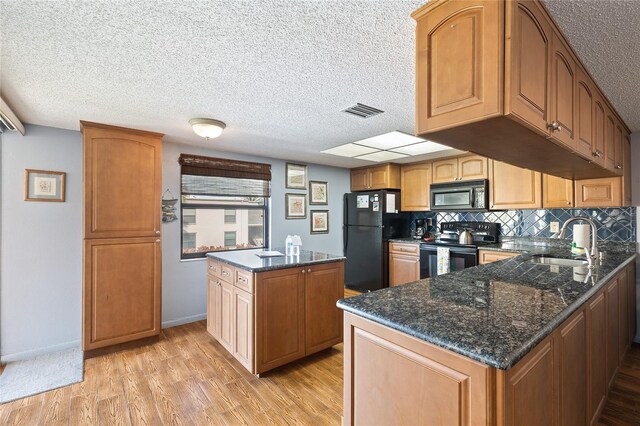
xmin=543 ymin=174 xmax=574 ymax=208
xmin=574 ymin=177 xmax=622 ymax=208
xmin=614 ymin=123 xmax=624 ymax=176
xmin=623 ymin=134 xmax=632 ymax=206
xmin=343 ymin=262 xmax=637 ymax=425
xmin=478 ymin=250 xmax=519 ymax=265
xmin=605 ymin=112 xmax=616 ymax=171
xmin=233 ymin=287 xmax=253 ymax=372
xmin=489 ymin=160 xmax=542 ymax=210
xmin=627 ymin=264 xmax=637 ymax=343
xmin=412 ymin=0 xmax=629 ymax=180
xmin=350 ymin=163 xmax=400 ymax=191
xmin=389 ymin=242 xmax=420 ymax=286
xmin=81 ymin=121 xmax=163 ymax=351
xmin=400 ymin=162 xmax=431 ymax=211
xmin=432 ymin=155 xmax=488 ymax=184
xmin=618 ymin=272 xmax=629 ymax=363
xmin=592 ymin=92 xmax=607 ymax=168
xmin=304 ymin=262 xmax=344 ymax=354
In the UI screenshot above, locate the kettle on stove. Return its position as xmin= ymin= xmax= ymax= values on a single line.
xmin=458 ymin=229 xmax=474 ymax=245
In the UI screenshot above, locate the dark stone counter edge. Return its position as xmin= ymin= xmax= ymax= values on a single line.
xmin=206 ymin=253 xmax=346 ymax=273
xmin=338 ymin=253 xmax=637 ymax=370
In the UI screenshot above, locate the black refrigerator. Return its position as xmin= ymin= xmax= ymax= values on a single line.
xmin=343 ymin=190 xmax=410 ymax=292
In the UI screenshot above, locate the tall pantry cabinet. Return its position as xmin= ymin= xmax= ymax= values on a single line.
xmin=81 ymin=121 xmax=163 ymax=351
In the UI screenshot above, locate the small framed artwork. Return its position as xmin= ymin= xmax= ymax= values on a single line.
xmin=310 ymin=210 xmax=329 ymax=234
xmin=24 ymin=169 xmax=66 ymax=202
xmin=285 ymin=193 xmax=307 ymax=219
xmin=285 ymin=162 xmax=307 ymax=189
xmin=309 ymin=180 xmax=328 ymax=205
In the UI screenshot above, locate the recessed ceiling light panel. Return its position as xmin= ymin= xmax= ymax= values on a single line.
xmin=391 ymin=141 xmax=450 ymax=155
xmin=321 ymin=143 xmax=380 ymax=157
xmin=354 ymin=131 xmax=425 ymax=150
xmin=356 ymin=151 xmax=409 ymax=162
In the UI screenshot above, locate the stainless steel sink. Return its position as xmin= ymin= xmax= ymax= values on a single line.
xmin=529 ymin=256 xmax=588 ymax=267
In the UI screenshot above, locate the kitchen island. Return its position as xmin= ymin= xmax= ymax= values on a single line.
xmin=207 ymin=248 xmax=345 ymax=375
xmin=338 ymin=241 xmax=637 ymax=425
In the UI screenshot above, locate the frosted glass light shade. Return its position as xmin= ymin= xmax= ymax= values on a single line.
xmin=189 ymin=118 xmax=226 ymax=139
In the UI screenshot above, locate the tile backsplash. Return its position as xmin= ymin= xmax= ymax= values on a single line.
xmin=410 ymin=207 xmax=636 ymax=242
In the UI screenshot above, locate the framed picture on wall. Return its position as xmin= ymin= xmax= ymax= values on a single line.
xmin=285 ymin=193 xmax=307 ymax=219
xmin=24 ymin=169 xmax=66 ymax=202
xmin=309 ymin=180 xmax=328 ymax=205
xmin=310 ymin=210 xmax=329 ymax=234
xmin=285 ymin=163 xmax=307 ymax=189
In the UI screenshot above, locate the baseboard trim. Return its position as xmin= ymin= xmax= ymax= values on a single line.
xmin=162 ymin=313 xmax=206 ymax=329
xmin=0 ymin=339 xmax=81 ymax=363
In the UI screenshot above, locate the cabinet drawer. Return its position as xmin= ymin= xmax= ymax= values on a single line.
xmin=389 ymin=242 xmax=420 ymax=256
xmin=235 ymin=269 xmax=254 ymax=294
xmin=479 ymin=250 xmax=519 ymax=264
xmin=207 ymin=259 xmax=222 ymax=277
xmin=220 ymin=264 xmax=234 ymax=282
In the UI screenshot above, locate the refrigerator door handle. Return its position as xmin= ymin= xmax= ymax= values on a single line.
xmin=343 ymin=194 xmax=348 ymax=254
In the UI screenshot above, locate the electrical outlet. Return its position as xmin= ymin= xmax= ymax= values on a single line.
xmin=550 ymin=221 xmax=560 ymax=233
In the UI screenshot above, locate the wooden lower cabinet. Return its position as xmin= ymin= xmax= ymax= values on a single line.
xmin=208 ymin=259 xmax=344 ymax=375
xmin=389 ymin=242 xmax=421 ymax=286
xmin=478 ymin=250 xmax=519 ymax=264
xmin=343 ymin=262 xmax=636 ymax=425
xmin=627 ymin=264 xmax=637 ymax=342
xmin=83 ymin=237 xmax=161 ymax=350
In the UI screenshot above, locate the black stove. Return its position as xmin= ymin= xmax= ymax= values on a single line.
xmin=429 ymin=221 xmax=499 ymax=248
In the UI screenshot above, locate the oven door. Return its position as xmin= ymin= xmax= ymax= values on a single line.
xmin=420 ymin=245 xmax=477 ymax=278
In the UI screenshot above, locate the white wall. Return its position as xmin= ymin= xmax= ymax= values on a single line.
xmin=0 ymin=125 xmax=83 ymax=361
xmin=160 ymin=142 xmax=350 ymax=327
xmin=0 ymin=124 xmax=350 ymax=359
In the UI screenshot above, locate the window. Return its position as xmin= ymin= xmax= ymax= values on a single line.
xmin=224 ymin=231 xmax=237 ymax=246
xmin=224 ymin=209 xmax=236 ymax=224
xmin=179 ymin=154 xmax=271 ymax=259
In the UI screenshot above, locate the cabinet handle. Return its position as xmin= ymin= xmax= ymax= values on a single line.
xmin=616 ymin=164 xmax=623 ymax=169
xmin=155 ymin=230 xmax=160 ymax=235
xmin=415 ymin=259 xmax=420 ymax=263
xmin=222 ymin=271 xmax=230 ymax=276
xmin=238 ymin=276 xmax=247 ymax=283
xmin=547 ymin=121 xmax=562 ymax=132
xmin=307 ymin=268 xmax=311 ymax=273
xmin=567 ymin=201 xmax=571 ymax=205
xmin=155 ymin=239 xmax=160 ymax=243
xmin=302 ymin=270 xmax=306 ymax=274
xmin=592 ymin=150 xmax=603 ymax=158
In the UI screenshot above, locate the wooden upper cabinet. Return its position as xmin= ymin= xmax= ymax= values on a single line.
xmin=614 ymin=123 xmax=624 ymax=175
xmin=350 ymin=164 xmax=400 ymax=191
xmin=605 ymin=112 xmax=616 ymax=171
xmin=433 ymin=155 xmax=488 ymax=184
xmin=624 ymin=134 xmax=632 ymax=206
xmin=507 ymin=0 xmax=552 ymax=131
xmin=82 ymin=122 xmax=163 ymax=239
xmin=576 ymin=67 xmax=594 ymax=160
xmin=489 ymin=160 xmax=541 ymax=210
xmin=574 ymin=177 xmax=622 ymax=208
xmin=549 ymin=33 xmax=577 ymax=149
xmin=592 ymin=93 xmax=607 ymax=168
xmin=400 ymin=162 xmax=431 ymax=211
xmin=414 ymin=0 xmax=502 ymax=133
xmin=543 ymin=174 xmax=573 ymax=208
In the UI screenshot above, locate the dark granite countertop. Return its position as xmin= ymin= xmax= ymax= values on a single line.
xmin=387 ymin=238 xmax=421 ymax=244
xmin=207 ymin=248 xmax=345 ymax=272
xmin=337 ymin=239 xmax=637 ymax=370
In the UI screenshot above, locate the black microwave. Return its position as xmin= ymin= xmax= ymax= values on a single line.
xmin=430 ymin=179 xmax=489 ymax=211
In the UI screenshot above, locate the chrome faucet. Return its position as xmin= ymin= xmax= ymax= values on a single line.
xmin=555 ymin=216 xmax=599 ymax=268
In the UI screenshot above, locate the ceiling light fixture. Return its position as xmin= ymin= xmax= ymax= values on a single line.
xmin=189 ymin=118 xmax=226 ymax=139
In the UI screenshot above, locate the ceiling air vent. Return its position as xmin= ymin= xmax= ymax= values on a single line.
xmin=342 ymin=103 xmax=384 ymax=119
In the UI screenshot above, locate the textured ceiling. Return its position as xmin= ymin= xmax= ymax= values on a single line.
xmin=0 ymin=1 xmax=637 ymax=168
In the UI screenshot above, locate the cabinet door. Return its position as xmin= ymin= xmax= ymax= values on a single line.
xmin=489 ymin=160 xmax=542 ymax=209
xmin=592 ymin=95 xmax=606 ymax=167
xmin=233 ymin=288 xmax=254 ymax=372
xmin=549 ymin=33 xmax=577 ymax=149
xmin=627 ymin=264 xmax=636 ymax=343
xmin=432 ymin=159 xmax=457 ymax=183
xmin=506 ymin=0 xmax=552 ymax=132
xmin=618 ymin=272 xmax=629 ymax=362
xmin=350 ymin=168 xmax=369 ymax=191
xmin=478 ymin=250 xmax=519 ymax=265
xmin=305 ymin=262 xmax=344 ymax=354
xmin=255 ymin=267 xmax=305 ymax=374
xmin=415 ymin=0 xmax=502 ymax=133
xmin=82 ymin=123 xmax=162 ymax=239
xmin=219 ymin=280 xmax=234 ymax=353
xmin=587 ymin=291 xmax=607 ymax=425
xmin=623 ymin=134 xmax=632 ymax=206
xmin=574 ymin=177 xmax=622 ymax=208
xmin=83 ymin=237 xmax=161 ymax=350
xmin=207 ymin=277 xmax=221 ymax=340
xmin=556 ymin=311 xmax=587 ymax=426
xmin=389 ymin=254 xmax=420 ymax=287
xmin=605 ymin=112 xmax=616 ymax=171
xmin=614 ymin=123 xmax=624 ymax=176
xmin=401 ymin=162 xmax=431 ymax=211
xmin=458 ymin=155 xmax=488 ymax=181
xmin=575 ymin=68 xmax=594 ymax=159
xmin=542 ymin=174 xmax=573 ymax=208
xmin=606 ymin=278 xmax=619 ymax=389
xmin=369 ymin=164 xmax=400 ymax=190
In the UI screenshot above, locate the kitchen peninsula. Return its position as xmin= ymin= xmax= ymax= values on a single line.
xmin=338 ymin=242 xmax=637 ymax=425
xmin=206 ymin=248 xmax=344 ymax=375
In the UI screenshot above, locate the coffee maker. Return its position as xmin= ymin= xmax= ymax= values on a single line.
xmin=413 ymin=219 xmax=426 ymax=240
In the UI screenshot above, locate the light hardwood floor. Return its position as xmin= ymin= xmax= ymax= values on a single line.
xmin=1 ymin=320 xmax=638 ymax=425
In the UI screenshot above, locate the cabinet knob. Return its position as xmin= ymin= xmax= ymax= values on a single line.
xmin=155 ymin=230 xmax=160 ymax=235
xmin=155 ymin=239 xmax=160 ymax=243
xmin=567 ymin=201 xmax=571 ymax=205
xmin=616 ymin=164 xmax=623 ymax=169
xmin=307 ymin=268 xmax=311 ymax=273
xmin=592 ymin=150 xmax=603 ymax=158
xmin=547 ymin=121 xmax=562 ymax=132
xmin=301 ymin=270 xmax=306 ymax=274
